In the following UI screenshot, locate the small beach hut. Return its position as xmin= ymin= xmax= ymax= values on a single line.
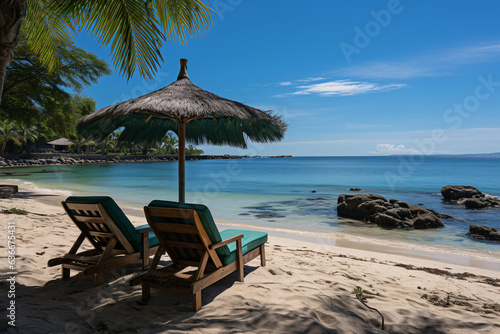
xmin=47 ymin=138 xmax=74 ymax=152
xmin=78 ymin=59 xmax=286 ymax=202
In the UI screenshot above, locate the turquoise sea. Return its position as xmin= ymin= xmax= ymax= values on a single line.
xmin=2 ymin=156 xmax=500 ymax=259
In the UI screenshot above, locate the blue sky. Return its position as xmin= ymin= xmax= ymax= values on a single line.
xmin=76 ymin=0 xmax=500 ymax=156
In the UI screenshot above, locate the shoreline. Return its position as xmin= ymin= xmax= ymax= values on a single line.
xmin=2 ymin=181 xmax=499 ymax=332
xmin=3 ymin=179 xmax=499 ymax=273
xmin=0 ymin=153 xmax=293 ymax=169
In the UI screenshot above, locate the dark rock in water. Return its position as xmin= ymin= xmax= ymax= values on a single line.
xmin=413 ymin=213 xmax=443 ymax=229
xmin=337 ymin=194 xmax=444 ymax=229
xmin=428 ymin=209 xmax=454 ymax=220
xmin=374 ymin=213 xmax=407 ymax=228
xmin=307 ymin=198 xmax=327 ymax=201
xmin=409 ymin=205 xmax=429 ymax=215
xmin=389 ymin=199 xmax=410 ymax=209
xmin=467 ymin=224 xmax=500 ymax=241
xmin=349 ymin=188 xmax=362 ymax=191
xmin=40 ymin=169 xmax=71 ymax=173
xmin=441 ymin=185 xmax=483 ymax=200
xmin=0 ymin=185 xmax=18 ymax=198
xmin=311 ymin=190 xmax=316 ymax=193
xmin=464 ymin=197 xmax=500 ymax=210
xmin=464 ymin=198 xmax=490 ymax=210
xmin=337 ymin=193 xmax=386 ymax=221
xmin=441 ymin=185 xmax=500 ymax=209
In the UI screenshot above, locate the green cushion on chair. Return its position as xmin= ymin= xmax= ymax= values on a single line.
xmin=65 ymin=196 xmax=158 ymax=252
xmin=136 ymin=224 xmax=160 ymax=248
xmin=147 ymin=200 xmax=230 ymax=256
xmin=147 ymin=201 xmax=268 ymax=263
xmin=218 ymin=229 xmax=268 ymax=266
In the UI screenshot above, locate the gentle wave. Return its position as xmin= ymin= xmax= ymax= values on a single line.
xmin=6 ymin=178 xmax=73 ymax=196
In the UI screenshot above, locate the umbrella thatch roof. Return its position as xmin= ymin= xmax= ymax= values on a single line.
xmin=78 ymin=61 xmax=286 ymax=148
xmin=47 ymin=138 xmax=74 ymax=146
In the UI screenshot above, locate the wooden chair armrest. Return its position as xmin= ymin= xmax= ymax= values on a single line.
xmin=137 ymin=226 xmax=154 ymax=269
xmin=136 ymin=227 xmax=153 ymax=234
xmin=210 ymin=234 xmax=244 ymax=250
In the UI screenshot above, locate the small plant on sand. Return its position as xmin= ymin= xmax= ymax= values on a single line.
xmin=354 ymin=286 xmax=384 ymax=330
xmin=1 ymin=208 xmax=28 ymax=215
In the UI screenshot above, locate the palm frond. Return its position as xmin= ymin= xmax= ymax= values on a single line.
xmin=24 ymin=0 xmax=74 ymax=72
xmin=52 ymin=0 xmax=212 ymax=80
xmin=152 ymin=0 xmax=212 ymax=43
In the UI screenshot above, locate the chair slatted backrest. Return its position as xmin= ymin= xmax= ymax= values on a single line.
xmin=144 ymin=207 xmax=222 ymax=268
xmin=62 ymin=202 xmax=135 ymax=254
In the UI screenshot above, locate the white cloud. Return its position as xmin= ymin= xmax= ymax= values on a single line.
xmin=296 ymin=77 xmax=326 ymax=83
xmin=340 ymin=63 xmax=439 ymax=79
xmin=369 ymin=144 xmax=420 ymax=154
xmin=279 ymin=77 xmax=326 ymax=86
xmin=442 ymin=43 xmax=500 ymax=64
xmin=290 ymin=80 xmax=406 ymax=96
xmin=339 ymin=42 xmax=500 ymax=79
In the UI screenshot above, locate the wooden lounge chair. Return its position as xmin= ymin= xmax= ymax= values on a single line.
xmin=48 ymin=196 xmax=160 ymax=285
xmin=130 ymin=200 xmax=267 ymax=311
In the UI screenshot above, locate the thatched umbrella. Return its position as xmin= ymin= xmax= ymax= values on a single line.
xmin=78 ymin=59 xmax=287 ymax=203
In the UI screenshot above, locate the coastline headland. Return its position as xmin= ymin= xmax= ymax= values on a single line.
xmin=0 ymin=153 xmax=293 ymax=168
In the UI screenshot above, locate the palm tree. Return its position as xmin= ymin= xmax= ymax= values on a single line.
xmin=97 ymin=133 xmax=117 ymax=155
xmin=161 ymin=131 xmax=178 ymax=154
xmin=186 ymin=144 xmax=203 ymax=155
xmin=0 ymin=120 xmax=21 ymax=154
xmin=0 ymin=0 xmax=212 ymax=105
xmin=70 ymin=133 xmax=90 ymax=154
xmin=17 ymin=123 xmax=39 ymax=153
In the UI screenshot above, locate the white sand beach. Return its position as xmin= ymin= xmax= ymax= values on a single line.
xmin=1 ymin=183 xmax=499 ymax=333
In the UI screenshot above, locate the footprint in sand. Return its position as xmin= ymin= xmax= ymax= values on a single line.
xmin=268 ymin=268 xmax=293 ymax=276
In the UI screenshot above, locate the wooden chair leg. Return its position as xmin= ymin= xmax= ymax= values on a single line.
xmin=142 ymin=233 xmax=149 ymax=270
xmin=92 ymin=236 xmax=117 ymax=286
xmin=62 ymin=267 xmax=70 ymax=280
xmin=260 ymin=244 xmax=266 ymax=267
xmin=193 ymin=291 xmax=202 ymax=312
xmin=142 ymin=282 xmax=150 ymax=303
xmin=94 ymin=273 xmax=104 ymax=286
xmin=236 ymin=239 xmax=244 ymax=282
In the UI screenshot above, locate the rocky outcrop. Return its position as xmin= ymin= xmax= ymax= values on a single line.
xmin=467 ymin=224 xmax=500 ymax=241
xmin=0 ymin=155 xmax=177 ymax=168
xmin=0 ymin=154 xmax=292 ymax=169
xmin=441 ymin=185 xmax=500 ymax=210
xmin=441 ymin=185 xmax=483 ymax=200
xmin=337 ymin=193 xmax=445 ymax=229
xmin=464 ymin=198 xmax=490 ymax=209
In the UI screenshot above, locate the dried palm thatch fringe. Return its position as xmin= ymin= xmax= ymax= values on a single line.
xmin=77 ymin=59 xmax=287 ymax=203
xmin=77 ymin=70 xmax=287 ymax=148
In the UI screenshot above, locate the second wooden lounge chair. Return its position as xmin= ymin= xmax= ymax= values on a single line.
xmin=48 ymin=196 xmax=160 ymax=285
xmin=130 ymin=200 xmax=267 ymax=311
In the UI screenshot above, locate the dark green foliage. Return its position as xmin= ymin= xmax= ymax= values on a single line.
xmin=186 ymin=145 xmax=203 ymax=155
xmin=0 ymin=32 xmax=110 ymax=139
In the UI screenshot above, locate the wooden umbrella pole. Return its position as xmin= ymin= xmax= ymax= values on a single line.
xmin=178 ymin=121 xmax=186 ymax=203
